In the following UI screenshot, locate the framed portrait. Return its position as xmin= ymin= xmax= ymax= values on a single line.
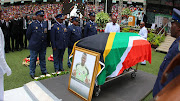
xmin=68 ymin=46 xmax=100 ymax=101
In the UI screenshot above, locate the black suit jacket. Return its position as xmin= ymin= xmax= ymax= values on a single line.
xmin=2 ymin=22 xmax=11 ymax=37
xmin=11 ymin=19 xmax=21 ymax=35
xmin=143 ymin=14 xmax=147 ymax=23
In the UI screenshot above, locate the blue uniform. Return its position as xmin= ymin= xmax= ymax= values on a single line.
xmin=26 ymin=20 xmax=48 ymax=51
xmin=67 ymin=24 xmax=82 ymax=48
xmin=84 ymin=20 xmax=97 ymax=38
xmin=50 ymin=22 xmax=67 ymax=71
xmin=26 ymin=20 xmax=48 ymax=76
xmin=67 ymin=24 xmax=82 ymax=67
xmin=153 ymin=37 xmax=180 ymax=97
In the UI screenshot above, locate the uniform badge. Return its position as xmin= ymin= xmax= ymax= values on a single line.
xmin=90 ymin=25 xmax=91 ymax=27
xmin=44 ymin=28 xmax=47 ymax=33
xmin=64 ymin=28 xmax=67 ymax=32
xmin=73 ymin=29 xmax=75 ymax=31
xmin=36 ymin=27 xmax=38 ymax=29
xmin=57 ymin=27 xmax=59 ymax=30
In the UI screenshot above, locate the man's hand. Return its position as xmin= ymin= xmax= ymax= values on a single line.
xmin=6 ymin=67 xmax=12 ymax=76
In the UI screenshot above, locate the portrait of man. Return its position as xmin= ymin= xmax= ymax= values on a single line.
xmin=72 ymin=53 xmax=90 ymax=85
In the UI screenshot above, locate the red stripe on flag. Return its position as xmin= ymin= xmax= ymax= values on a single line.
xmin=118 ymin=40 xmax=151 ymax=76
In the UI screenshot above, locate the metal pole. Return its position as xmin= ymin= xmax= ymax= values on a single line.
xmin=105 ymin=0 xmax=107 ymax=13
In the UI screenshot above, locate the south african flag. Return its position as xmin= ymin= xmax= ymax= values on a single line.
xmin=73 ymin=32 xmax=151 ymax=85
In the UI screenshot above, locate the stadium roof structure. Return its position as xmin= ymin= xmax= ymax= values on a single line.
xmin=0 ymin=0 xmax=31 ymax=3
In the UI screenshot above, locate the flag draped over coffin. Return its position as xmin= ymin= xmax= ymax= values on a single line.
xmin=72 ymin=32 xmax=152 ymax=85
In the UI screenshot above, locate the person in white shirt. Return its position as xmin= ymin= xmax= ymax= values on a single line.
xmin=139 ymin=22 xmax=148 ymax=65
xmin=105 ymin=16 xmax=120 ymax=33
xmin=0 ymin=6 xmax=12 ymax=101
xmin=137 ymin=12 xmax=142 ymax=26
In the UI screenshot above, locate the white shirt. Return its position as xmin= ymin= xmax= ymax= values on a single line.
xmin=0 ymin=27 xmax=11 ymax=77
xmin=139 ymin=26 xmax=148 ymax=39
xmin=6 ymin=22 xmax=9 ymax=27
xmin=23 ymin=19 xmax=27 ymax=29
xmin=137 ymin=14 xmax=142 ymax=20
xmin=105 ymin=22 xmax=120 ymax=33
xmin=151 ymin=23 xmax=156 ymax=30
xmin=48 ymin=20 xmax=51 ymax=30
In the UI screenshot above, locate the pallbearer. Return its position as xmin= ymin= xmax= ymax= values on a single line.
xmin=67 ymin=17 xmax=82 ymax=68
xmin=26 ymin=10 xmax=48 ymax=79
xmin=50 ymin=14 xmax=67 ymax=72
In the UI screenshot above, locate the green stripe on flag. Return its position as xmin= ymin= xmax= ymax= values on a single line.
xmin=97 ymin=32 xmax=139 ymax=85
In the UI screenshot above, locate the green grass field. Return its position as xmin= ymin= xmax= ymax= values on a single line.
xmin=4 ymin=47 xmax=166 ymax=100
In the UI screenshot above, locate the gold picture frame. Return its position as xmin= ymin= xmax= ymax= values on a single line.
xmin=68 ymin=46 xmax=100 ymax=101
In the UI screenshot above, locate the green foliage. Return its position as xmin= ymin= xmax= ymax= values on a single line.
xmin=147 ymin=32 xmax=165 ymax=47
xmin=122 ymin=8 xmax=132 ymax=16
xmin=122 ymin=27 xmax=130 ymax=32
xmin=95 ymin=12 xmax=110 ymax=28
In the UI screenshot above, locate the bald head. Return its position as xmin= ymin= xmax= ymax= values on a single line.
xmin=112 ymin=16 xmax=117 ymax=24
xmin=140 ymin=22 xmax=145 ymax=28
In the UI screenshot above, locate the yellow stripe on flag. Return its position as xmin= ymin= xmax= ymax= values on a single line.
xmin=103 ymin=32 xmax=116 ymax=61
xmin=69 ymin=40 xmax=80 ymax=57
xmin=97 ymin=64 xmax=101 ymax=75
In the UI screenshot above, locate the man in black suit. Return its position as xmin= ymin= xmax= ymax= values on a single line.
xmin=23 ymin=15 xmax=30 ymax=49
xmin=142 ymin=12 xmax=147 ymax=25
xmin=2 ymin=17 xmax=11 ymax=53
xmin=11 ymin=14 xmax=21 ymax=51
xmin=19 ymin=14 xmax=24 ymax=50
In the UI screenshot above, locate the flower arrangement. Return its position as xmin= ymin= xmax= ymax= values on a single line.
xmin=22 ymin=56 xmax=40 ymax=67
xmin=95 ymin=12 xmax=110 ymax=29
xmin=48 ymin=54 xmax=54 ymax=61
xmin=122 ymin=8 xmax=132 ymax=17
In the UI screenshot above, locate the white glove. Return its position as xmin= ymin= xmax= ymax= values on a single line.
xmin=6 ymin=67 xmax=11 ymax=76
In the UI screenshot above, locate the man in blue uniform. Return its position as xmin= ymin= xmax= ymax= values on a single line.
xmin=153 ymin=8 xmax=180 ymax=97
xmin=26 ymin=10 xmax=48 ymax=79
xmin=67 ymin=17 xmax=82 ymax=68
xmin=84 ymin=12 xmax=97 ymax=38
xmin=50 ymin=14 xmax=67 ymax=72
